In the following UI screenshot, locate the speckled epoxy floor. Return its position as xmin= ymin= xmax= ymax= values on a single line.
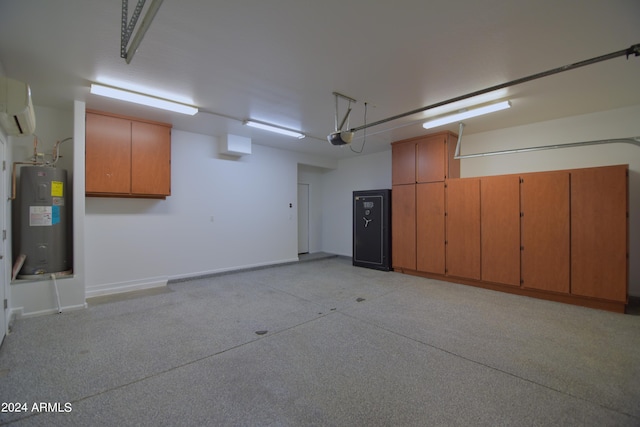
xmin=1 ymin=256 xmax=639 ymax=426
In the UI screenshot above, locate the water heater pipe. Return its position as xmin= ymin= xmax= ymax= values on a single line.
xmin=51 ymin=273 xmax=62 ymax=314
xmin=11 ymin=137 xmax=73 ymax=200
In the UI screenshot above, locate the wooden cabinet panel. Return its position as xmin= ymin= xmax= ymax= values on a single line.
xmin=481 ymin=175 xmax=521 ymax=286
xmin=85 ymin=113 xmax=131 ymax=194
xmin=446 ymin=133 xmax=460 ymax=181
xmin=416 ymin=182 xmax=445 ymax=274
xmin=86 ymin=110 xmax=172 ymax=198
xmin=571 ymin=165 xmax=627 ymax=301
xmin=521 ymin=172 xmax=570 ymax=293
xmin=389 ymin=127 xmax=627 ymax=311
xmin=392 ymin=141 xmax=416 ymax=185
xmin=416 ymin=135 xmax=445 ymax=183
xmin=131 ymin=121 xmax=171 ymax=196
xmin=392 ymin=131 xmax=459 ymax=185
xmin=392 ymin=184 xmax=416 ymax=270
xmin=446 ymin=178 xmax=481 ymax=280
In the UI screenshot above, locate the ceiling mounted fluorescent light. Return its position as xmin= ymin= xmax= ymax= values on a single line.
xmin=422 ymin=101 xmax=511 ymax=130
xmin=421 ymin=89 xmax=509 ymax=119
xmin=90 ymin=84 xmax=198 ymax=115
xmin=245 ymin=120 xmax=305 ymax=139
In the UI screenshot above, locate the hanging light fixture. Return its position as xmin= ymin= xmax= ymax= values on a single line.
xmin=422 ymin=101 xmax=511 ymax=130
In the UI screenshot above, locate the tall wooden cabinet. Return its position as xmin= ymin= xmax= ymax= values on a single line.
xmin=391 ymin=133 xmax=629 ymax=312
xmin=391 ymin=184 xmax=416 ymax=271
xmin=570 ymin=166 xmax=628 ymax=302
xmin=86 ymin=110 xmax=172 ymax=198
xmin=416 ymin=182 xmax=445 ymax=274
xmin=480 ymin=175 xmax=520 ymax=287
xmin=520 ymin=172 xmax=571 ymax=294
xmin=391 ymin=131 xmax=459 ymax=272
xmin=445 ymin=178 xmax=480 ymax=280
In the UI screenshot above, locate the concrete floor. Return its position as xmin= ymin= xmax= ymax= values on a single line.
xmin=1 ymin=256 xmax=639 ymax=426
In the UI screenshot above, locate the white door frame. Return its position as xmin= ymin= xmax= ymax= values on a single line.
xmin=297 ymin=183 xmax=309 ymax=254
xmin=0 ymin=133 xmax=7 ymax=347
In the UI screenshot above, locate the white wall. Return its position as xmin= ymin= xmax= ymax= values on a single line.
xmin=320 ymin=150 xmax=392 ymax=256
xmin=84 ymin=129 xmax=336 ymax=295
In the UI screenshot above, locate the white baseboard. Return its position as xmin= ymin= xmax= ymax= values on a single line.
xmin=168 ymin=257 xmax=300 ymax=282
xmin=11 ymin=303 xmax=87 ymax=319
xmin=85 ymin=276 xmax=168 ymax=298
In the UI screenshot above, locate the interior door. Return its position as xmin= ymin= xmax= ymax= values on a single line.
xmin=297 ymin=183 xmax=309 ymax=254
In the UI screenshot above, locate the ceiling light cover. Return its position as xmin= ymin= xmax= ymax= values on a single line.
xmin=90 ymin=84 xmax=198 ymax=115
xmin=245 ymin=120 xmax=305 ymax=139
xmin=422 ymin=100 xmax=511 ymax=130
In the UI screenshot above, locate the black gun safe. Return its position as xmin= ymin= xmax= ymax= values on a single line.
xmin=352 ymin=189 xmax=391 ymax=271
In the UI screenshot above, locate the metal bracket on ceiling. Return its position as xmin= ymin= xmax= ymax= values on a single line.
xmin=120 ymin=0 xmax=164 ymax=64
xmin=327 ymin=92 xmax=358 ymax=146
xmin=454 ymin=133 xmax=640 ymax=160
xmin=454 ymin=122 xmax=465 ymax=159
xmin=626 ymin=43 xmax=640 ymax=59
xmin=332 ymin=92 xmax=357 ymax=132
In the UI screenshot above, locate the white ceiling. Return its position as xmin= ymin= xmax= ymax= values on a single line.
xmin=1 ymin=0 xmax=639 ymax=159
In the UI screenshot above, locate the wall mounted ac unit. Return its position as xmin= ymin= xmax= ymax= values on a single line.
xmin=0 ymin=76 xmax=36 ymax=136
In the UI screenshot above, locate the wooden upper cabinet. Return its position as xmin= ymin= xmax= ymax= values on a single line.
xmin=131 ymin=121 xmax=171 ymax=196
xmin=86 ymin=110 xmax=172 ymax=198
xmin=417 ymin=132 xmax=459 ymax=182
xmin=480 ymin=175 xmax=521 ymax=287
xmin=391 ymin=131 xmax=459 ymax=185
xmin=520 ymin=171 xmax=570 ymax=294
xmin=445 ymin=178 xmax=481 ymax=280
xmin=392 ymin=140 xmax=417 ymax=185
xmin=416 ymin=135 xmax=445 ymax=182
xmin=570 ymin=165 xmax=628 ymax=301
xmin=85 ymin=113 xmax=131 ymax=194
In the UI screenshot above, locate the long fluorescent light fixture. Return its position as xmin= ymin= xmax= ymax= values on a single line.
xmin=422 ymin=100 xmax=511 ymax=130
xmin=245 ymin=120 xmax=305 ymax=139
xmin=90 ymin=84 xmax=199 ymax=115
